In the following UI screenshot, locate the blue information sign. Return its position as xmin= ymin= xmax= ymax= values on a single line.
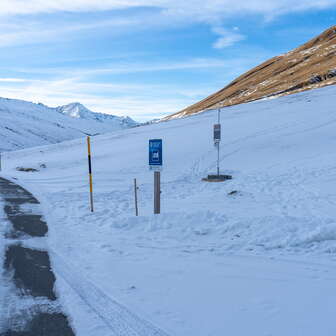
xmin=149 ymin=139 xmax=162 ymax=167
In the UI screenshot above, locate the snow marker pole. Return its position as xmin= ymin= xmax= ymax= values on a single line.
xmin=134 ymin=178 xmax=139 ymax=216
xmin=87 ymin=136 xmax=94 ymax=212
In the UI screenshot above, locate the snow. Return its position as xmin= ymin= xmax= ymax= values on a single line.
xmin=1 ymin=84 xmax=336 ymax=335
xmin=0 ymin=98 xmax=137 ymax=152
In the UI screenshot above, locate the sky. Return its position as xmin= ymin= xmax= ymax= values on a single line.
xmin=0 ymin=1 xmax=335 ymax=121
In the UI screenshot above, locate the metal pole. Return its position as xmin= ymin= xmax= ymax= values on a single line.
xmin=217 ymin=109 xmax=220 ymax=176
xmin=134 ymin=178 xmax=139 ymax=216
xmin=87 ymin=136 xmax=94 ymax=212
xmin=154 ymin=171 xmax=161 ymax=214
xmin=217 ymin=142 xmax=220 ymax=176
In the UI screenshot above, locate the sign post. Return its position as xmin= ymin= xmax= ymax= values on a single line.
xmin=202 ymin=108 xmax=232 ymax=182
xmin=149 ymin=139 xmax=162 ymax=214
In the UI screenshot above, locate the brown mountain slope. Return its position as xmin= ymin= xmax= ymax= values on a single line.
xmin=164 ymin=26 xmax=336 ymax=120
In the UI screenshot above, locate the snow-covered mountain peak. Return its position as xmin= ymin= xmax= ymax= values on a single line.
xmin=57 ymin=102 xmax=90 ymax=118
xmin=56 ymin=103 xmax=138 ymax=128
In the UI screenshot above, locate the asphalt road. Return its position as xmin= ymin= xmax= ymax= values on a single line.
xmin=0 ymin=177 xmax=75 ymax=336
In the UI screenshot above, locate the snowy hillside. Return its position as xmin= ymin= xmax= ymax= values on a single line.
xmin=57 ymin=102 xmax=138 ymax=128
xmin=2 ymin=85 xmax=336 ymax=335
xmin=0 ymin=98 xmax=137 ymax=152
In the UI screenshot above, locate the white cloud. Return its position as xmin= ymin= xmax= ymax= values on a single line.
xmin=71 ymin=58 xmax=235 ymax=76
xmin=0 ymin=0 xmax=336 ymax=19
xmin=0 ymin=78 xmax=28 ymax=82
xmin=0 ymin=0 xmax=127 ymax=15
xmin=212 ymin=27 xmax=245 ymax=49
xmin=9 ymin=58 xmax=238 ymax=77
xmin=0 ymin=18 xmax=139 ymax=47
xmin=0 ymin=1 xmax=334 ymax=48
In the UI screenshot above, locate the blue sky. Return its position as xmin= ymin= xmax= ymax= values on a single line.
xmin=0 ymin=1 xmax=335 ymax=121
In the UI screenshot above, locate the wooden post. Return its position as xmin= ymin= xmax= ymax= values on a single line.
xmin=154 ymin=171 xmax=161 ymax=214
xmin=87 ymin=137 xmax=94 ymax=212
xmin=134 ymin=178 xmax=139 ymax=216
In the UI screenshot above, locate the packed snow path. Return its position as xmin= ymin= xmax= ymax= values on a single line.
xmin=0 ymin=177 xmax=75 ymax=336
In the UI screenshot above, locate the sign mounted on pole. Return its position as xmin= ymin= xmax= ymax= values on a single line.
xmin=149 ymin=139 xmax=162 ymax=214
xmin=202 ymin=109 xmax=232 ymax=182
xmin=214 ymin=124 xmax=221 ymax=144
xmin=149 ymin=139 xmax=163 ymax=169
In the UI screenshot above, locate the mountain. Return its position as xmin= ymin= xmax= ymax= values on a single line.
xmin=0 ymin=98 xmax=136 ymax=152
xmin=164 ymin=25 xmax=336 ymax=120
xmin=56 ymin=103 xmax=138 ymax=129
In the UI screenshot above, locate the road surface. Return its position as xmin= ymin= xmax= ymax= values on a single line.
xmin=0 ymin=177 xmax=75 ymax=336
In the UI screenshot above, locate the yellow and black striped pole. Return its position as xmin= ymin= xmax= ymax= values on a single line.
xmin=87 ymin=136 xmax=94 ymax=212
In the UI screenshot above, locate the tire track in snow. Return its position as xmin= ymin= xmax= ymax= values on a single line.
xmin=51 ymin=251 xmax=171 ymax=336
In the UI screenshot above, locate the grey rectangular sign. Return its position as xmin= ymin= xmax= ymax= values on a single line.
xmin=214 ymin=124 xmax=221 ymax=142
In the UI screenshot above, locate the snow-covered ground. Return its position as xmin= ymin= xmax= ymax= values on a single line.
xmin=1 ymin=85 xmax=336 ymax=335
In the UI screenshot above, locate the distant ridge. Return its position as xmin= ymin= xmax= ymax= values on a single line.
xmin=164 ymin=25 xmax=336 ymax=120
xmin=0 ymin=98 xmax=137 ymax=151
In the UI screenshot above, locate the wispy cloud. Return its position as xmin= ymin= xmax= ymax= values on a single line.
xmin=0 ymin=1 xmax=334 ymax=48
xmin=8 ymin=58 xmax=238 ymax=77
xmin=1 ymin=1 xmax=336 ymax=19
xmin=0 ymin=1 xmax=333 ymax=49
xmin=212 ymin=27 xmax=245 ymax=49
xmin=70 ymin=58 xmax=236 ymax=76
xmin=0 ymin=78 xmax=28 ymax=82
xmin=0 ymin=0 xmax=146 ymax=16
xmin=0 ymin=17 xmax=140 ymax=47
